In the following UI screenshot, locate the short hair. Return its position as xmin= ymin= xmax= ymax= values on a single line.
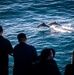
xmin=41 ymin=48 xmax=54 ymax=60
xmin=0 ymin=26 xmax=3 ymax=32
xmin=17 ymin=33 xmax=27 ymax=42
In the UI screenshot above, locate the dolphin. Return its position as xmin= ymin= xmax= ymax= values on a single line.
xmin=37 ymin=22 xmax=60 ymax=28
xmin=37 ymin=23 xmax=49 ymax=28
xmin=48 ymin=21 xmax=60 ymax=26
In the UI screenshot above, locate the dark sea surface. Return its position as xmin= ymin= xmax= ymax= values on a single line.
xmin=0 ymin=0 xmax=74 ymax=75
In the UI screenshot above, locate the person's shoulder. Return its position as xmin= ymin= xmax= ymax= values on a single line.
xmin=65 ymin=64 xmax=74 ymax=71
xmin=66 ymin=64 xmax=72 ymax=67
xmin=50 ymin=59 xmax=57 ymax=64
xmin=14 ymin=43 xmax=20 ymax=48
xmin=3 ymin=37 xmax=11 ymax=43
xmin=5 ymin=38 xmax=10 ymax=41
xmin=65 ymin=64 xmax=74 ymax=69
xmin=64 ymin=64 xmax=74 ymax=75
xmin=28 ymin=44 xmax=36 ymax=49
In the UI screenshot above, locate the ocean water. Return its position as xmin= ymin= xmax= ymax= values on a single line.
xmin=0 ymin=0 xmax=74 ymax=75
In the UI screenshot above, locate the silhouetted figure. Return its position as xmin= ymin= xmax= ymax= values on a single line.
xmin=32 ymin=48 xmax=61 ymax=75
xmin=37 ymin=48 xmax=55 ymax=61
xmin=13 ymin=33 xmax=38 ymax=75
xmin=64 ymin=64 xmax=74 ymax=75
xmin=64 ymin=51 xmax=74 ymax=75
xmin=0 ymin=26 xmax=13 ymax=75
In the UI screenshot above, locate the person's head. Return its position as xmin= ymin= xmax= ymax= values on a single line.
xmin=17 ymin=33 xmax=27 ymax=43
xmin=41 ymin=48 xmax=55 ymax=61
xmin=0 ymin=26 xmax=3 ymax=35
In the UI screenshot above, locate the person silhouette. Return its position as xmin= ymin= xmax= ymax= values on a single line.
xmin=0 ymin=26 xmax=13 ymax=75
xmin=64 ymin=51 xmax=74 ymax=75
xmin=32 ymin=48 xmax=61 ymax=75
xmin=13 ymin=33 xmax=38 ymax=75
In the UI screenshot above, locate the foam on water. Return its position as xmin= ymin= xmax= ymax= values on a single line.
xmin=50 ymin=24 xmax=73 ymax=33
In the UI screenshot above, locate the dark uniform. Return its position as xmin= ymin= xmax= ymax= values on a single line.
xmin=64 ymin=64 xmax=74 ymax=75
xmin=0 ymin=35 xmax=13 ymax=75
xmin=32 ymin=59 xmax=61 ymax=75
xmin=13 ymin=42 xmax=38 ymax=75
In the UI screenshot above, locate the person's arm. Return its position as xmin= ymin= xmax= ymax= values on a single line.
xmin=7 ymin=39 xmax=13 ymax=56
xmin=31 ymin=46 xmax=38 ymax=63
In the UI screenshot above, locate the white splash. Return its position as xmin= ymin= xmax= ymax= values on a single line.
xmin=37 ymin=27 xmax=50 ymax=32
xmin=50 ymin=25 xmax=73 ymax=33
xmin=61 ymin=26 xmax=74 ymax=31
